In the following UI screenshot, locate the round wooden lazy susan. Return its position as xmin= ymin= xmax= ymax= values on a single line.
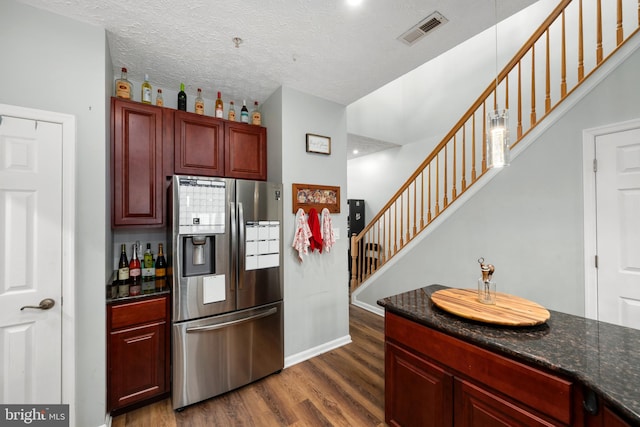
xmin=431 ymin=288 xmax=550 ymax=326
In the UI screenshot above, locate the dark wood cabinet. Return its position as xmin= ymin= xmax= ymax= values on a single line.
xmin=174 ymin=111 xmax=225 ymax=177
xmin=107 ymin=295 xmax=170 ymax=414
xmin=384 ymin=312 xmax=578 ymax=427
xmin=111 ymin=98 xmax=268 ymax=227
xmin=225 ymin=121 xmax=267 ymax=180
xmin=111 ymin=98 xmax=165 ymax=227
xmin=385 ymin=342 xmax=452 ymax=427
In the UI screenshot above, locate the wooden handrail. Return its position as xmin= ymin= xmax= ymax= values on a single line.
xmin=351 ymin=0 xmax=640 ymax=291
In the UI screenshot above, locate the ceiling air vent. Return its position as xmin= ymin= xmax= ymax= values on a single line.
xmin=398 ymin=11 xmax=448 ymax=46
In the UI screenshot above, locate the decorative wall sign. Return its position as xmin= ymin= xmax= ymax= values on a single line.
xmin=292 ymin=183 xmax=340 ymax=213
xmin=305 ymin=133 xmax=331 ymax=155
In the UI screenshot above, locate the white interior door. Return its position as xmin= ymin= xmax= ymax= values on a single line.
xmin=595 ymin=127 xmax=640 ymax=329
xmin=0 ymin=115 xmax=63 ymax=403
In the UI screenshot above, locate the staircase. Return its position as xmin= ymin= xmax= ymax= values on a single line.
xmin=350 ymin=0 xmax=640 ymax=293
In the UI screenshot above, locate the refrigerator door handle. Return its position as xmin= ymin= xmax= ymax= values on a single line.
xmin=185 ymin=307 xmax=278 ymax=333
xmin=237 ymin=201 xmax=245 ymax=289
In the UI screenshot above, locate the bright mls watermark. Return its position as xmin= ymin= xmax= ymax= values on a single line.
xmin=0 ymin=405 xmax=69 ymax=426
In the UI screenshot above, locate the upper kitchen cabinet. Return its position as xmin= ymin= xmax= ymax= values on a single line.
xmin=174 ymin=111 xmax=225 ymax=177
xmin=225 ymin=121 xmax=267 ymax=181
xmin=111 ymin=98 xmax=165 ymax=227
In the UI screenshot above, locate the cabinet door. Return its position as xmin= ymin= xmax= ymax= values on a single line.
xmin=454 ymin=378 xmax=562 ymax=427
xmin=385 ymin=342 xmax=453 ymax=427
xmin=111 ymin=98 xmax=164 ymax=227
xmin=225 ymin=122 xmax=267 ymax=180
xmin=108 ymin=321 xmax=167 ymax=411
xmin=174 ymin=111 xmax=224 ymax=176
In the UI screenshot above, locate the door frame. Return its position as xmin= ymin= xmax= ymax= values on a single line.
xmin=582 ymin=117 xmax=640 ymax=321
xmin=0 ymin=103 xmax=76 ymax=418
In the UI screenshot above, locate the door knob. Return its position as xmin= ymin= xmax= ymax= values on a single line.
xmin=20 ymin=298 xmax=55 ymax=311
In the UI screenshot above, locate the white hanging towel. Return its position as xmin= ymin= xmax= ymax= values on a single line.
xmin=321 ymin=208 xmax=336 ymax=252
xmin=292 ymin=208 xmax=312 ymax=262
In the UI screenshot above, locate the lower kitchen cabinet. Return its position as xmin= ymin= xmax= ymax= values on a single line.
xmin=384 ymin=312 xmax=579 ymax=426
xmin=107 ymin=294 xmax=170 ymax=414
xmin=385 ymin=342 xmax=452 ymax=427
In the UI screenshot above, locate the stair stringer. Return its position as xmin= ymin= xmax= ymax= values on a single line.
xmin=351 ymin=30 xmax=640 ymax=317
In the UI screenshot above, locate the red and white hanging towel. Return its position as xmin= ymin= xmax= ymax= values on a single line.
xmin=292 ymin=208 xmax=312 ymax=261
xmin=321 ymin=208 xmax=335 ymax=252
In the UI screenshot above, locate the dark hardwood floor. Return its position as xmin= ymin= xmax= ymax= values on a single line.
xmin=112 ymin=305 xmax=386 ymax=427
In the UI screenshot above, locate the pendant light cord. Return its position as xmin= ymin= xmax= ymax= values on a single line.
xmin=494 ymin=0 xmax=499 ymax=110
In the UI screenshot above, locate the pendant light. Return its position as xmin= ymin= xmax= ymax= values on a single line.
xmin=487 ymin=0 xmax=510 ymax=168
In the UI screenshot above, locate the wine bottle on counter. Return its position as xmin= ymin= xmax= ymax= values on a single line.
xmin=129 ymin=242 xmax=142 ymax=296
xmin=228 ymin=101 xmax=236 ymax=121
xmin=240 ymin=100 xmax=249 ymax=123
xmin=117 ymin=243 xmax=130 ymax=298
xmin=156 ymin=88 xmax=164 ymax=106
xmin=115 ymin=67 xmax=132 ymax=100
xmin=251 ymin=101 xmax=261 ymax=126
xmin=195 ymin=88 xmax=204 ymax=115
xmin=141 ymin=243 xmax=154 ymax=282
xmin=141 ymin=74 xmax=152 ymax=104
xmin=155 ymin=243 xmax=167 ymax=290
xmin=177 ymin=83 xmax=187 ymax=111
xmin=215 ymin=92 xmax=224 ymax=118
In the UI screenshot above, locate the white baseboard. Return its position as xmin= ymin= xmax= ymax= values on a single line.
xmin=284 ymin=334 xmax=352 ymax=368
xmin=351 ymin=298 xmax=385 ymax=317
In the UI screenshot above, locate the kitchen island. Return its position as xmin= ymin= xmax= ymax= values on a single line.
xmin=378 ymin=285 xmax=640 ymax=426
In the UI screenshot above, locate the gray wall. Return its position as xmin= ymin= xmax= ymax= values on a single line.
xmin=0 ymin=1 xmax=108 ymax=426
xmin=264 ymin=87 xmax=350 ymax=360
xmin=356 ymin=43 xmax=640 ymax=316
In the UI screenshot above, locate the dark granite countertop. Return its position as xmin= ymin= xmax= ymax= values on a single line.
xmin=378 ymin=285 xmax=640 ymax=424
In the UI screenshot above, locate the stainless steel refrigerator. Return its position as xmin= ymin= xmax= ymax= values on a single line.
xmin=168 ymin=175 xmax=284 ymax=410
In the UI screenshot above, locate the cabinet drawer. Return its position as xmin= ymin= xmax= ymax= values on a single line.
xmin=110 ymin=296 xmax=168 ymax=330
xmin=386 ymin=312 xmax=573 ymax=425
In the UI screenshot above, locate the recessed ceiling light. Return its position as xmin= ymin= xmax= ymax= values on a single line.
xmin=353 ymin=149 xmax=359 ymax=155
xmin=347 ymin=0 xmax=363 ymax=7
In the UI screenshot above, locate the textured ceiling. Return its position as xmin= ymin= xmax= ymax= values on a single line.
xmin=16 ymin=0 xmax=537 ymax=107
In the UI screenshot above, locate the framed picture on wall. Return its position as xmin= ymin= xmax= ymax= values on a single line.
xmin=305 ymin=133 xmax=331 ymax=155
xmin=292 ymin=183 xmax=340 ymax=213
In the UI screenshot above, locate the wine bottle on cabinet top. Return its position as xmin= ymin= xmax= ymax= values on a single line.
xmin=177 ymin=83 xmax=187 ymax=111
xmin=228 ymin=101 xmax=236 ymax=121
xmin=141 ymin=74 xmax=152 ymax=104
xmin=215 ymin=92 xmax=224 ymax=118
xmin=115 ymin=67 xmax=132 ymax=100
xmin=156 ymin=88 xmax=163 ymax=106
xmin=195 ymin=88 xmax=204 ymax=115
xmin=251 ymin=101 xmax=261 ymax=126
xmin=240 ymin=100 xmax=249 ymax=123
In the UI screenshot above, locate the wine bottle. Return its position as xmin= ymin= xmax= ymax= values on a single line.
xmin=251 ymin=101 xmax=261 ymax=126
xmin=155 ymin=243 xmax=167 ymax=290
xmin=141 ymin=74 xmax=152 ymax=104
xmin=241 ymin=100 xmax=249 ymax=123
xmin=228 ymin=101 xmax=236 ymax=121
xmin=144 ymin=243 xmax=153 ymax=268
xmin=195 ymin=88 xmax=204 ymax=115
xmin=117 ymin=243 xmax=130 ymax=297
xmin=177 ymin=83 xmax=187 ymax=111
xmin=115 ymin=67 xmax=132 ymax=100
xmin=215 ymin=92 xmax=224 ymax=118
xmin=129 ymin=242 xmax=142 ymax=296
xmin=156 ymin=89 xmax=163 ymax=106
